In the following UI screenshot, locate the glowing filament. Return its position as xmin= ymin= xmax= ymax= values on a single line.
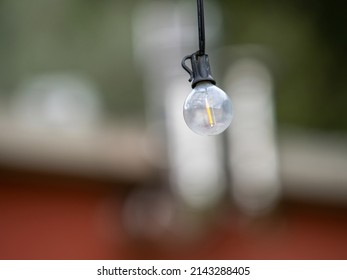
xmin=205 ymin=98 xmax=215 ymax=127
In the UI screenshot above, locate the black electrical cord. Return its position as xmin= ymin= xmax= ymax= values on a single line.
xmin=182 ymin=0 xmax=215 ymax=88
xmin=197 ymin=0 xmax=206 ymax=55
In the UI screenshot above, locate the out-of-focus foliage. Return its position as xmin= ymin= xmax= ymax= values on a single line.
xmin=221 ymin=0 xmax=347 ymax=131
xmin=0 ymin=0 xmax=346 ymax=130
xmin=0 ymin=0 xmax=144 ymax=118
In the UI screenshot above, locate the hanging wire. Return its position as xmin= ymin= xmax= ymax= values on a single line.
xmin=197 ymin=0 xmax=206 ymax=55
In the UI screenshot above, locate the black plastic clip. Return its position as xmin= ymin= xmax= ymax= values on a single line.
xmin=181 ymin=52 xmax=216 ymax=88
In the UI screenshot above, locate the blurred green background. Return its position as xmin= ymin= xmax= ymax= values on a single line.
xmin=1 ymin=0 xmax=346 ymax=130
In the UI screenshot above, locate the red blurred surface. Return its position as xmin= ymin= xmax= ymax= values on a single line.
xmin=0 ymin=167 xmax=346 ymax=260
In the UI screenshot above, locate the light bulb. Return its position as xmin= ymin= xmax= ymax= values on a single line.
xmin=183 ymin=81 xmax=232 ymax=136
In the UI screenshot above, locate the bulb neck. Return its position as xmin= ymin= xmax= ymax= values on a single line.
xmin=182 ymin=53 xmax=216 ymax=88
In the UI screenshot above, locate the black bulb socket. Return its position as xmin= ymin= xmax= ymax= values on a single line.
xmin=182 ymin=53 xmax=216 ymax=88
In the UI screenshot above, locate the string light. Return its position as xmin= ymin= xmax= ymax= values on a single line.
xmin=181 ymin=0 xmax=232 ymax=136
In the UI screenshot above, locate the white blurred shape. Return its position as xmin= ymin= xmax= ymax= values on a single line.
xmin=133 ymin=1 xmax=225 ymax=210
xmin=11 ymin=73 xmax=102 ymax=134
xmin=225 ymin=58 xmax=280 ymax=215
xmin=166 ymin=80 xmax=225 ymax=209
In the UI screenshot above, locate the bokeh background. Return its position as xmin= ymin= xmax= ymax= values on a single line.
xmin=0 ymin=0 xmax=346 ymax=259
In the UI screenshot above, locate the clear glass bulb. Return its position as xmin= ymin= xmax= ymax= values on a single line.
xmin=183 ymin=81 xmax=232 ymax=136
